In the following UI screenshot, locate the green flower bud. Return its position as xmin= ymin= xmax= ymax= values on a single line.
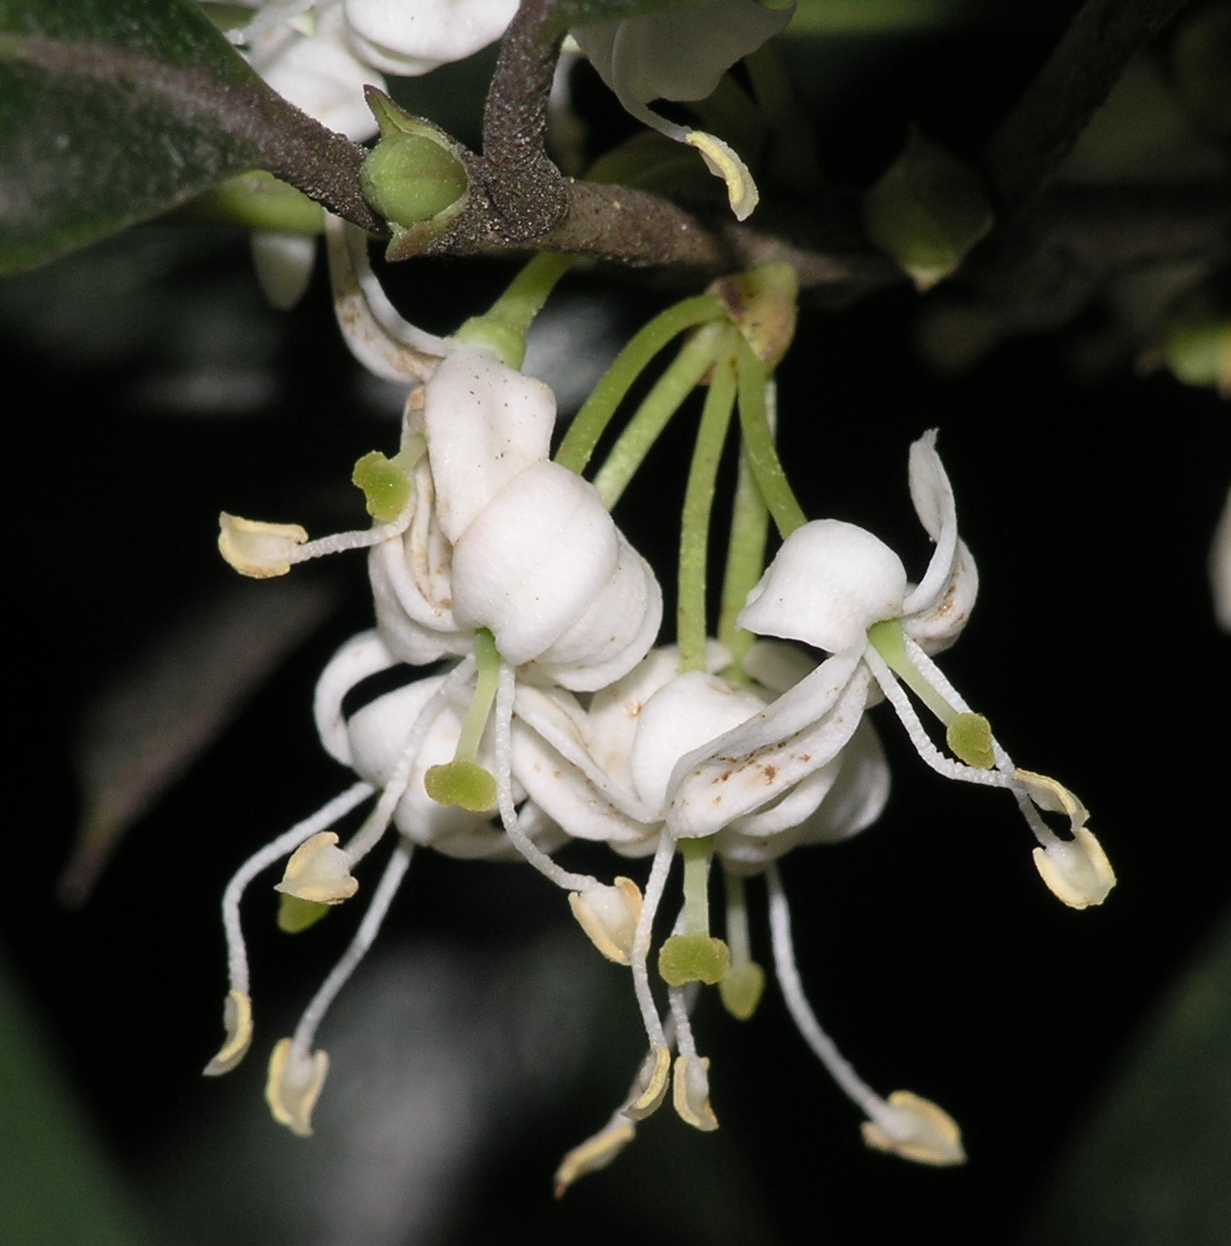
xmin=361 ymin=88 xmax=470 ymax=262
xmin=862 ymin=128 xmax=994 ymax=290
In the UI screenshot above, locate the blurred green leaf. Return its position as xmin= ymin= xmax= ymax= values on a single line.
xmin=1026 ymin=913 xmax=1231 ymax=1245
xmin=0 ymin=954 xmax=148 ymax=1244
xmin=0 ymin=0 xmax=273 ymax=273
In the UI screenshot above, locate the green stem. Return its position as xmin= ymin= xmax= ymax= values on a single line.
xmin=678 ymin=340 xmax=738 ymax=674
xmin=717 ymin=431 xmax=772 ymax=675
xmin=866 ymin=619 xmax=955 ymax=726
xmin=593 ymin=322 xmax=728 ymax=509
xmin=454 ymin=251 xmax=576 ymax=369
xmin=722 ymin=866 xmax=751 ymax=967
xmin=455 ymin=629 xmax=502 ymax=762
xmin=681 ymin=839 xmax=713 ymax=937
xmin=734 ymin=338 xmax=807 ymax=538
xmin=554 ymin=294 xmax=724 ymax=475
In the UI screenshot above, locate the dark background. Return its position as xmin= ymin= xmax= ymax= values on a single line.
xmin=2 ymin=9 xmax=1230 ymax=1245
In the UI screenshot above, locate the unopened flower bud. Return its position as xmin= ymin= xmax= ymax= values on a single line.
xmin=361 ymin=90 xmax=470 ymax=262
xmin=862 ymin=128 xmax=993 ymax=290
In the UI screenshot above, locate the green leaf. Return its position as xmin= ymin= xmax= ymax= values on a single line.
xmin=1026 ymin=912 xmax=1231 ymax=1245
xmin=0 ymin=0 xmax=376 ymax=274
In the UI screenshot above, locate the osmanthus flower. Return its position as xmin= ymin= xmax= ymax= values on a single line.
xmin=572 ymin=0 xmax=797 ymax=220
xmin=665 ymin=429 xmax=1116 ymax=912
xmin=203 ymin=628 xmax=579 ymax=1134
xmin=505 ymin=638 xmax=952 ymax=1190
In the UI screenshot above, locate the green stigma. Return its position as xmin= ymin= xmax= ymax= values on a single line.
xmin=352 ymin=451 xmax=411 ymax=523
xmin=719 ymin=961 xmax=766 ymax=1020
xmin=659 ymin=934 xmax=732 ymax=987
xmin=946 ymin=712 xmax=995 ymax=769
xmin=277 ymin=893 xmax=331 ymax=934
xmin=424 ymin=759 xmax=498 ymax=813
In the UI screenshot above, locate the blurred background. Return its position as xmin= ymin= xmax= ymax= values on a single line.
xmin=1 ymin=4 xmax=1230 ymax=1244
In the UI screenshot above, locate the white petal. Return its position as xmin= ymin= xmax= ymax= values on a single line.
xmin=587 ymin=643 xmax=729 ymax=786
xmin=368 ymin=537 xmax=470 ymax=666
xmin=313 ymin=629 xmax=398 ymax=766
xmin=901 ymin=429 xmax=961 ymax=616
xmin=250 ymin=232 xmax=317 ymax=310
xmin=424 ymin=347 xmax=556 ymax=544
xmin=742 ymin=640 xmax=815 ymax=693
xmin=666 ymin=652 xmax=869 ymax=838
xmin=575 ymin=1 xmax=794 ymax=106
xmin=451 ymin=462 xmax=619 ymax=666
xmin=903 ymin=539 xmax=978 ymax=655
xmin=514 ymin=683 xmax=657 ymax=824
xmin=344 ymin=0 xmax=517 ymax=76
xmin=739 ymin=520 xmax=908 ymax=654
xmin=630 ymin=672 xmax=766 ymax=813
xmin=512 ymin=717 xmax=651 ymax=844
xmin=259 ymin=10 xmax=384 ymax=139
xmin=531 ymin=535 xmax=663 ymax=692
xmin=795 ymin=719 xmax=891 ymax=845
xmin=726 ymin=756 xmax=843 ymax=839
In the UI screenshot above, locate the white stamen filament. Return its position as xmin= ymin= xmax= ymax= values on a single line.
xmin=766 ymin=863 xmax=891 ymax=1127
xmin=221 ymin=781 xmax=374 ymax=995
xmin=493 ymin=663 xmax=595 ymax=891
xmin=863 ymin=647 xmax=1010 ymax=790
xmin=292 ymin=842 xmax=413 ymax=1054
xmin=343 ymin=657 xmax=476 ymax=864
xmin=630 ymin=836 xmax=675 ymax=1052
xmin=902 ymin=637 xmax=1061 ymax=849
xmin=287 ymin=505 xmax=414 ymax=564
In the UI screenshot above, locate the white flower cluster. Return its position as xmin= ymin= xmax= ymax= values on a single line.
xmin=203 ymin=206 xmax=1114 ymax=1187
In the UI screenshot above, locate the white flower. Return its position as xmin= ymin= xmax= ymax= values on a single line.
xmin=572 ymin=0 xmax=797 ymax=219
xmin=343 ymin=0 xmax=518 ymax=77
xmin=667 ymin=430 xmax=1114 ymax=911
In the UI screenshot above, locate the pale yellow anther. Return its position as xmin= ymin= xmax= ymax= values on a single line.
xmin=860 ymin=1090 xmax=966 ymax=1166
xmin=567 ymin=877 xmax=642 ymax=965
xmin=624 ymin=1044 xmax=671 ymax=1121
xmin=1016 ymin=769 xmax=1116 ymax=910
xmin=553 ymin=1113 xmax=636 ymax=1199
xmin=672 ymin=1054 xmax=719 ymax=1132
xmin=685 ymin=131 xmax=759 ymax=221
xmin=274 ymin=832 xmax=358 ymax=905
xmin=265 ymin=1038 xmax=329 ymax=1137
xmin=202 ymin=989 xmax=253 ymax=1077
xmin=217 ymin=513 xmax=308 ymax=578
xmin=1032 ymin=827 xmax=1116 ymax=910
